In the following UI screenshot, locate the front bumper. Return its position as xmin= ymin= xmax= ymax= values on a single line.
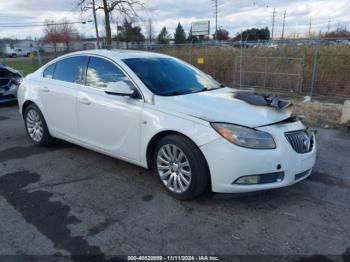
xmin=200 ymin=121 xmax=316 ymax=193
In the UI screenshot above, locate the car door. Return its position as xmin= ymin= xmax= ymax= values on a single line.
xmin=76 ymin=56 xmax=143 ymax=162
xmin=40 ymin=56 xmax=88 ymax=140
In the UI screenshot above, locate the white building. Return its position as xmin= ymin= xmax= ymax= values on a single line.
xmin=0 ymin=39 xmax=38 ymax=55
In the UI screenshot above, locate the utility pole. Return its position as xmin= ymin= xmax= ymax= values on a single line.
xmin=328 ymin=16 xmax=331 ymax=32
xmin=212 ymin=0 xmax=218 ymax=40
xmin=148 ymin=18 xmax=152 ymax=45
xmin=281 ymin=10 xmax=286 ymax=40
xmin=92 ymin=0 xmax=100 ymax=49
xmin=271 ymin=8 xmax=275 ymax=41
xmin=308 ymin=18 xmax=312 ymax=38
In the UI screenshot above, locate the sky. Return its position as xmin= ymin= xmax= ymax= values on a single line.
xmin=0 ymin=0 xmax=349 ymax=40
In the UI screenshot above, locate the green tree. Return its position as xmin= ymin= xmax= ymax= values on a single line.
xmin=115 ymin=19 xmax=145 ymax=48
xmin=156 ymin=26 xmax=170 ymax=44
xmin=216 ymin=28 xmax=229 ymax=41
xmin=233 ymin=27 xmax=270 ymax=41
xmin=174 ymin=22 xmax=186 ymax=44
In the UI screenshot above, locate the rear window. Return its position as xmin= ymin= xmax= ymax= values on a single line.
xmin=53 ymin=56 xmax=88 ymax=84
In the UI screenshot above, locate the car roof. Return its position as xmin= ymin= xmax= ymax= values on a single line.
xmin=63 ymin=49 xmax=170 ymax=60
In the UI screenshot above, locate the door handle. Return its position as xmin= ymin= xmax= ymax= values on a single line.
xmin=79 ymin=97 xmax=91 ymax=105
xmin=40 ymin=86 xmax=50 ymax=92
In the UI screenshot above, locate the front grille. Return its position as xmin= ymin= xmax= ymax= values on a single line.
xmin=285 ymin=130 xmax=314 ymax=154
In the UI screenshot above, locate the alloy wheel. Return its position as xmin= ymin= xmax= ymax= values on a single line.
xmin=156 ymin=144 xmax=192 ymax=193
xmin=26 ymin=109 xmax=44 ymax=142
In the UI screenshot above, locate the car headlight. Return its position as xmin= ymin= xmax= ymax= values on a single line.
xmin=211 ymin=123 xmax=276 ymax=149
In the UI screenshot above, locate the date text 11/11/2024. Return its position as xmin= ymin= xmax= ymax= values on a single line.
xmin=127 ymin=255 xmax=220 ymax=261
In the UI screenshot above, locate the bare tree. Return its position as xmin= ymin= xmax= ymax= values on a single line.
xmin=42 ymin=19 xmax=79 ymax=54
xmin=77 ymin=0 xmax=144 ymax=47
xmin=61 ymin=20 xmax=80 ymax=50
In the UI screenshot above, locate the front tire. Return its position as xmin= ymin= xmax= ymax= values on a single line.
xmin=24 ymin=104 xmax=54 ymax=146
xmin=153 ymin=134 xmax=210 ymax=200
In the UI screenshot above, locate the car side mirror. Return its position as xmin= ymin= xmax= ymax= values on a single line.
xmin=105 ymin=81 xmax=135 ymax=96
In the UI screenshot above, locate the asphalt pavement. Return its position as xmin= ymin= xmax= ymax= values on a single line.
xmin=0 ymin=102 xmax=349 ymax=261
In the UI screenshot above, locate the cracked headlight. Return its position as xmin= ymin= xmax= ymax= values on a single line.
xmin=211 ymin=123 xmax=276 ymax=149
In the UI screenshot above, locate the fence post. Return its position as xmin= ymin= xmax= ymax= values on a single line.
xmin=310 ymin=43 xmax=320 ymax=99
xmin=232 ymin=54 xmax=237 ymax=88
xmin=297 ymin=55 xmax=306 ymax=94
xmin=1 ymin=52 xmax=5 ymax=64
xmin=263 ymin=57 xmax=268 ymax=88
xmin=37 ymin=48 xmax=42 ymax=66
xmin=239 ymin=40 xmax=243 ymax=89
xmin=189 ymin=42 xmax=193 ymax=64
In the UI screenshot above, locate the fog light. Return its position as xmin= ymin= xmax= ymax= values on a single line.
xmin=235 ymin=175 xmax=261 ymax=185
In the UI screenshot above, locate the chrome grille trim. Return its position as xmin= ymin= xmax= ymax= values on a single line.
xmin=285 ymin=130 xmax=314 ymax=154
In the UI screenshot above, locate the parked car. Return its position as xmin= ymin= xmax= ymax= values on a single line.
xmin=8 ymin=48 xmax=32 ymax=58
xmin=0 ymin=64 xmax=22 ymax=103
xmin=17 ymin=50 xmax=316 ymax=200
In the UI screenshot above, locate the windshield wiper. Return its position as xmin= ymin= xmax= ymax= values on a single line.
xmin=163 ymin=86 xmax=224 ymax=96
xmin=163 ymin=90 xmax=193 ymax=96
xmin=163 ymin=88 xmax=206 ymax=96
xmin=203 ymin=84 xmax=226 ymax=92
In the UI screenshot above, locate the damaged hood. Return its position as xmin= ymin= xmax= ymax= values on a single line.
xmin=154 ymin=87 xmax=293 ymax=128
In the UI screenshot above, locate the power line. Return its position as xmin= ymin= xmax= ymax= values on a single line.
xmin=0 ymin=15 xmax=36 ymax=18
xmin=0 ymin=20 xmax=92 ymax=28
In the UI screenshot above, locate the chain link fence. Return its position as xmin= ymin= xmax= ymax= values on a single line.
xmin=1 ymin=38 xmax=350 ymax=102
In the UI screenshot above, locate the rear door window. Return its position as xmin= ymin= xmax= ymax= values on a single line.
xmin=53 ymin=56 xmax=88 ymax=84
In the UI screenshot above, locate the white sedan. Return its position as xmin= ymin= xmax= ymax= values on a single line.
xmin=17 ymin=50 xmax=316 ymax=200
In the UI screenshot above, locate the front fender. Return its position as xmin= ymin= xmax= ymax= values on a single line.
xmin=140 ymin=104 xmax=221 ymax=167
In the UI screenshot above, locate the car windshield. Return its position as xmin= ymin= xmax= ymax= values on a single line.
xmin=123 ymin=57 xmax=222 ymax=96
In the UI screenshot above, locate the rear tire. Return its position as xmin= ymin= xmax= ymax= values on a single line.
xmin=24 ymin=104 xmax=54 ymax=146
xmin=153 ymin=134 xmax=210 ymax=200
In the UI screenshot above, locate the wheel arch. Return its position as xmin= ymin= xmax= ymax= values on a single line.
xmin=146 ymin=130 xmax=213 ymax=194
xmin=146 ymin=130 xmax=210 ymax=173
xmin=22 ymin=100 xmax=35 ymax=117
xmin=22 ymin=100 xmax=51 ymax=135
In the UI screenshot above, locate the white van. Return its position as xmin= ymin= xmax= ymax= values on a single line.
xmin=6 ymin=48 xmax=32 ymax=58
